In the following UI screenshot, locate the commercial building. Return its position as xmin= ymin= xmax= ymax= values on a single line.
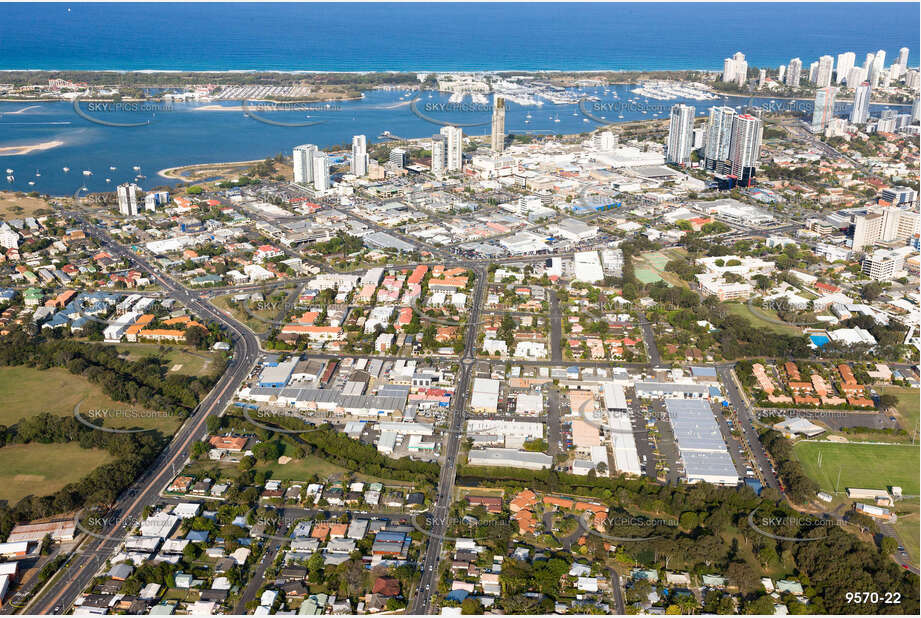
xmin=785 ymin=58 xmax=802 ymax=87
xmin=441 ymin=125 xmax=463 ymax=171
xmin=861 ymin=246 xmax=915 ymax=281
xmin=351 ymin=135 xmax=369 ymax=177
xmin=666 ymin=104 xmax=695 ymax=166
xmin=665 ymin=398 xmax=739 ymax=486
xmin=811 ymin=87 xmax=837 ymax=133
xmin=312 ymin=152 xmax=330 ymax=192
xmin=490 ymin=95 xmax=506 ymax=152
xmin=635 ymin=382 xmax=710 ymax=399
xmin=728 ymin=114 xmax=762 ymax=187
xmin=470 ymin=378 xmax=500 ymax=413
xmin=836 ymin=51 xmax=855 ymax=84
xmin=573 ymin=251 xmax=604 ymax=283
xmin=851 ymin=205 xmax=920 ymax=251
xmin=117 ymin=182 xmax=140 ymax=216
xmin=293 ymin=143 xmax=318 ymax=185
xmin=468 ymin=447 xmax=552 ymax=470
xmin=850 ymin=82 xmax=872 ymax=124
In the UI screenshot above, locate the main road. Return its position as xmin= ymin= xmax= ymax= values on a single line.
xmin=26 ymin=215 xmax=262 ymax=615
xmin=409 ymin=265 xmax=488 ymax=615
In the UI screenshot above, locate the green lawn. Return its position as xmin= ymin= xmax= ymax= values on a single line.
xmin=793 ymin=441 xmax=920 ymax=495
xmin=893 ymin=500 xmax=920 ymax=566
xmin=213 ymin=294 xmax=275 ymax=334
xmin=880 ymin=386 xmax=920 ymax=433
xmin=725 ymin=302 xmax=803 ymax=337
xmin=110 ymin=343 xmax=221 ymax=376
xmin=255 ymin=444 xmax=397 ymax=484
xmin=0 ymin=443 xmax=113 ymax=504
xmin=0 ymin=366 xmax=180 ymax=434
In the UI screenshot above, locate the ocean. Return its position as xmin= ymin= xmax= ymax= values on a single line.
xmin=0 ymin=2 xmax=918 ymax=72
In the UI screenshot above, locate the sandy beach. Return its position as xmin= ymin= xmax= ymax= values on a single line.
xmin=0 ymin=139 xmax=64 ymax=156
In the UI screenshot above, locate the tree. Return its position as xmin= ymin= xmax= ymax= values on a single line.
xmin=861 ymin=281 xmax=883 ymax=301
xmin=880 ymin=536 xmax=898 ymax=555
xmin=461 ymin=598 xmax=484 ymax=614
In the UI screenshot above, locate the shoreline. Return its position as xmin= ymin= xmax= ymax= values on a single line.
xmin=157 ymin=159 xmax=266 ymax=180
xmin=0 ymin=139 xmax=65 ymax=156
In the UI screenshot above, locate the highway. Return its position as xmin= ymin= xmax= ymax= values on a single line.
xmin=409 ymin=265 xmax=488 ymax=615
xmin=26 ymin=216 xmax=262 ymax=615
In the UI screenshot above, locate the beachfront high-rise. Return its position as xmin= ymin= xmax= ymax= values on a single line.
xmin=666 ymin=104 xmax=696 ymax=166
xmin=816 ymin=55 xmax=834 ymax=88
xmin=704 ymin=106 xmax=736 ymax=172
xmin=312 ymin=152 xmax=330 ymax=192
xmin=351 ymin=135 xmax=369 ymax=177
xmin=441 ymin=125 xmax=463 ymax=171
xmin=430 ymin=134 xmax=446 ymax=177
xmin=897 ymin=47 xmax=910 ymax=68
xmin=728 ymin=114 xmax=763 ymax=187
xmin=850 ymin=82 xmax=872 ymax=124
xmin=491 ymin=95 xmax=506 ymax=153
xmin=785 ymin=58 xmax=802 ymax=87
xmin=869 ymin=49 xmax=886 ymax=87
xmin=293 ymin=143 xmax=318 ymax=185
xmin=811 ymin=87 xmax=838 ymax=133
xmin=117 ymin=182 xmax=139 ymax=216
xmin=836 ymin=51 xmax=855 ymax=84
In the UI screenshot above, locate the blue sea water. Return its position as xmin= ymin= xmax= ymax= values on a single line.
xmin=0 ymin=2 xmax=918 ymax=72
xmin=0 ymin=87 xmax=910 ymax=196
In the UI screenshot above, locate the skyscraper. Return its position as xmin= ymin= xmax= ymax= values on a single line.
xmin=897 ymin=47 xmax=910 ymax=67
xmin=912 ymin=97 xmax=921 ymax=123
xmin=722 ymin=57 xmax=736 ymax=83
xmin=350 ymin=135 xmax=369 ymax=177
xmin=816 ymin=55 xmax=834 ymax=88
xmin=430 ymin=134 xmax=446 ymax=177
xmin=728 ymin=114 xmax=763 ymax=187
xmin=312 ymin=152 xmax=330 ymax=192
xmin=704 ymin=106 xmax=737 ymax=172
xmin=389 ymin=147 xmax=407 ymax=168
xmin=757 ymin=68 xmax=766 ymax=89
xmin=778 ymin=64 xmax=786 ymax=82
xmin=811 ymin=87 xmax=837 ymax=132
xmin=869 ymin=50 xmax=886 ymax=87
xmin=836 ymin=51 xmax=855 ymax=84
xmin=850 ymin=82 xmax=872 ymax=124
xmin=666 ymin=104 xmax=696 ymax=166
xmin=440 ymin=125 xmax=463 ymax=171
xmin=846 ymin=66 xmax=867 ymax=88
xmin=293 ymin=144 xmax=318 ymax=185
xmin=491 ymin=95 xmax=506 ymax=152
xmin=785 ymin=58 xmax=802 ymax=87
xmin=808 ymin=61 xmax=819 ymax=83
xmin=117 ymin=183 xmax=139 ymax=216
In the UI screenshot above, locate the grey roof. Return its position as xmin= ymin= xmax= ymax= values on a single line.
xmin=665 ymin=399 xmax=738 ymax=482
xmin=636 ymin=382 xmax=709 ymax=395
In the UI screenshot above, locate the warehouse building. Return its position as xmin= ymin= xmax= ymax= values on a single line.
xmin=665 ymin=399 xmax=739 ymax=486
xmin=635 ymin=382 xmax=710 ymax=399
xmin=470 ymin=378 xmax=500 ymax=413
xmin=468 ymin=448 xmax=553 ymax=470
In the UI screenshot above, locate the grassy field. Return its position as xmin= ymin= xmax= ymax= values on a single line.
xmin=0 ymin=366 xmax=181 ymax=434
xmin=0 ymin=443 xmax=113 ymax=504
xmin=880 ymin=386 xmax=920 ymax=433
xmin=794 ymin=441 xmax=920 ymax=495
xmin=893 ymin=500 xmax=920 ymax=566
xmin=109 ymin=343 xmax=221 ymax=376
xmin=213 ymin=294 xmax=276 ymax=334
xmin=725 ymin=302 xmax=803 ymax=337
xmin=0 ymin=191 xmax=55 ymax=218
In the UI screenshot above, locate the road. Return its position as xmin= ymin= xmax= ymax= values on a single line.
xmin=716 ymin=364 xmax=780 ymax=491
xmin=26 ymin=217 xmax=262 ymax=615
xmin=409 ymin=265 xmax=487 ymax=615
xmin=638 ymin=316 xmax=662 ymax=368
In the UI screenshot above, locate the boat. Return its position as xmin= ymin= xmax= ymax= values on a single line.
xmin=618 ymin=114 xmax=624 ymax=119
xmin=109 ymin=166 xmax=117 ymax=171
xmin=35 ymin=170 xmax=40 ymax=177
xmin=62 ymin=167 xmax=70 ymax=172
xmin=4 ymin=169 xmax=12 ymax=174
xmin=6 ymin=175 xmax=13 ymax=182
xmin=105 ymin=178 xmax=111 ymax=183
xmin=132 ymin=165 xmax=141 ymax=171
xmin=82 ymin=170 xmax=92 ymax=176
xmin=28 ymin=181 xmax=34 ymax=186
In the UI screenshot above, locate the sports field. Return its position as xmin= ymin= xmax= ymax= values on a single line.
xmin=880 ymin=386 xmax=920 ymax=433
xmin=0 ymin=443 xmax=113 ymax=504
xmin=0 ymin=366 xmax=180 ymax=433
xmin=793 ymin=441 xmax=920 ymax=495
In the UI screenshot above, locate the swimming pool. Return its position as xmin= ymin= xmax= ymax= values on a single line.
xmin=810 ymin=335 xmax=830 ymax=347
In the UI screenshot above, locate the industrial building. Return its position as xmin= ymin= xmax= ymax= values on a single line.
xmin=467 ymin=448 xmax=553 ymax=470
xmin=665 ymin=398 xmax=739 ymax=486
